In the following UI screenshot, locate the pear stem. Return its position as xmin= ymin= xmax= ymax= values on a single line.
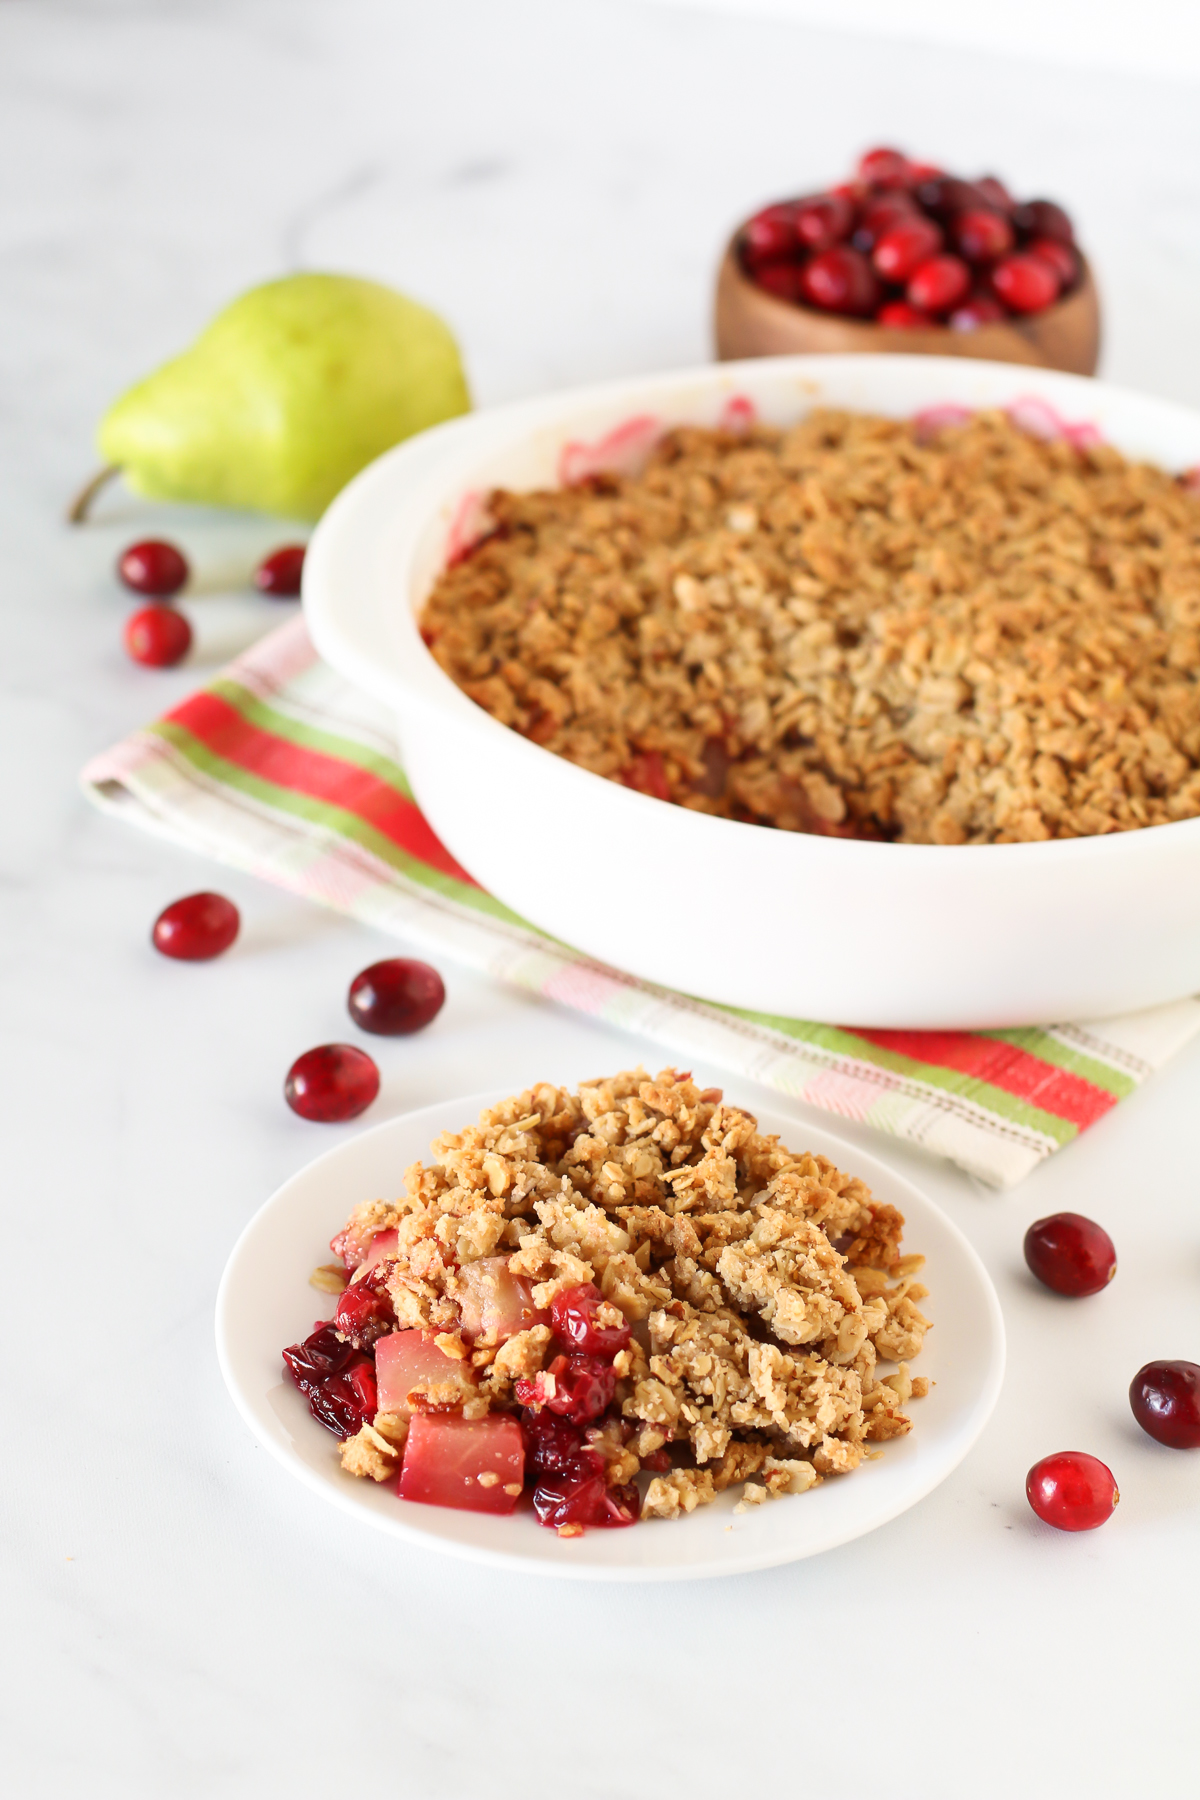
xmin=66 ymin=465 xmax=121 ymax=525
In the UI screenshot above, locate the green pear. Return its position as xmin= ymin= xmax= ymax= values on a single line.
xmin=97 ymin=273 xmax=471 ymax=520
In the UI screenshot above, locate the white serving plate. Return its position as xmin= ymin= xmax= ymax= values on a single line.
xmin=216 ymin=1091 xmax=1004 ymax=1582
xmin=304 ymin=355 xmax=1200 ymax=1028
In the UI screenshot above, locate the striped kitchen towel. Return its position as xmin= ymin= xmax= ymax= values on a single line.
xmin=82 ymin=615 xmax=1200 ymax=1188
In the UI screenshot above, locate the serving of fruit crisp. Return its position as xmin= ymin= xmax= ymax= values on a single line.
xmin=283 ymin=1068 xmax=931 ymax=1536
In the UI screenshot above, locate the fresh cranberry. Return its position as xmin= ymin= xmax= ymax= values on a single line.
xmin=877 ymin=302 xmax=934 ymax=329
xmin=334 ymin=1277 xmax=395 ymax=1349
xmin=851 ymin=194 xmax=916 ymax=251
xmin=1026 ymin=1452 xmax=1118 ymax=1531
xmin=1027 ymin=237 xmax=1079 ymax=290
xmin=907 ymin=255 xmax=971 ymax=316
xmin=741 ymin=203 xmax=798 ymax=265
xmin=991 ymin=253 xmax=1060 ymax=313
xmin=550 ymin=1282 xmax=632 ymax=1356
xmin=151 ymin=891 xmax=240 ymax=961
xmin=949 ymin=292 xmax=1007 ymax=330
xmin=952 ymin=208 xmax=1014 ymax=264
xmin=913 ymin=175 xmax=987 ymax=220
xmin=1129 ymin=1361 xmax=1200 ymax=1449
xmin=124 ymin=605 xmax=192 ymax=668
xmin=1024 ymin=1212 xmax=1117 ymax=1297
xmin=856 ymin=146 xmax=912 ymax=187
xmin=516 ymin=1353 xmax=616 ymax=1425
xmin=532 ymin=1457 xmax=640 ymax=1530
xmin=117 ymin=539 xmax=189 ymax=598
xmin=752 ymin=263 xmax=803 ymax=304
xmin=255 ymin=545 xmax=306 ymax=598
xmin=1014 ymin=198 xmax=1075 ymax=244
xmin=521 ymin=1409 xmax=588 ymax=1474
xmin=873 ymin=216 xmax=943 ymax=282
xmin=284 ymin=1044 xmax=380 ymax=1122
xmin=794 ymin=193 xmax=854 ymax=252
xmin=975 ymin=175 xmax=1015 ymax=213
xmin=799 ymin=246 xmax=879 ymax=317
xmin=347 ymin=957 xmax=446 ymax=1036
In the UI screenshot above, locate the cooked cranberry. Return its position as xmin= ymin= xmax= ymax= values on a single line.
xmin=952 ymin=208 xmax=1014 ymax=264
xmin=1014 ymin=198 xmax=1075 ymax=244
xmin=117 ymin=539 xmax=189 ymax=598
xmin=856 ymin=146 xmax=912 ymax=187
xmin=1028 ymin=237 xmax=1079 ymax=290
xmin=516 ymin=1353 xmax=616 ymax=1425
xmin=255 ymin=545 xmax=306 ymax=598
xmin=907 ymin=255 xmax=971 ymax=316
xmin=521 ymin=1409 xmax=588 ymax=1474
xmin=1024 ymin=1212 xmax=1116 ymax=1297
xmin=975 ymin=175 xmax=1015 ymax=214
xmin=550 ymin=1282 xmax=632 ymax=1356
xmin=693 ymin=737 xmax=731 ymax=798
xmin=741 ymin=203 xmax=798 ymax=265
xmin=799 ymin=246 xmax=879 ymax=317
xmin=873 ymin=216 xmax=943 ymax=282
xmin=152 ymin=891 xmax=240 ymax=961
xmin=347 ymin=957 xmax=445 ymax=1036
xmin=949 ymin=292 xmax=1007 ymax=330
xmin=124 ymin=604 xmax=192 ymax=668
xmin=851 ymin=193 xmax=916 ymax=251
xmin=794 ymin=193 xmax=854 ymax=252
xmin=532 ymin=1456 xmax=640 ymax=1530
xmin=750 ymin=262 xmax=803 ymax=304
xmin=1130 ymin=1361 xmax=1200 ymax=1449
xmin=305 ymin=1364 xmax=377 ymax=1439
xmin=1026 ymin=1452 xmax=1118 ymax=1531
xmin=913 ymin=175 xmax=987 ymax=220
xmin=283 ymin=1323 xmax=356 ymax=1385
xmin=334 ymin=1278 xmax=395 ymax=1348
xmin=991 ymin=253 xmax=1060 ymax=313
xmin=620 ymin=750 xmax=672 ymax=800
xmin=284 ymin=1043 xmax=380 ymax=1122
xmin=877 ymin=301 xmax=934 ymax=328
xmin=283 ymin=1324 xmax=377 ymax=1440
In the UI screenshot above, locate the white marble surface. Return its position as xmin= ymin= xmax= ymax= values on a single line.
xmin=4 ymin=2 xmax=1200 ymax=1795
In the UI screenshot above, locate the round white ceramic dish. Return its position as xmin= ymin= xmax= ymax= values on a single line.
xmin=304 ymin=355 xmax=1200 ymax=1028
xmin=216 ymin=1091 xmax=1004 ymax=1582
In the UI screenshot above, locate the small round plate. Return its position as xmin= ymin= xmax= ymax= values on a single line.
xmin=216 ymin=1092 xmax=1004 ymax=1581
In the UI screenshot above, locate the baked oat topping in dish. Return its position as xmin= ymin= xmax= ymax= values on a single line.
xmin=282 ymin=1069 xmax=931 ymax=1535
xmin=419 ymin=410 xmax=1200 ymax=844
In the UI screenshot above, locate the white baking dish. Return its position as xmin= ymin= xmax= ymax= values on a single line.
xmin=304 ymin=354 xmax=1200 ymax=1028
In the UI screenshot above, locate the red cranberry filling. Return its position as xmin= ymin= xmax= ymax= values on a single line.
xmin=532 ymin=1458 xmax=641 ymax=1530
xmin=515 ymin=1352 xmax=617 ymax=1425
xmin=282 ymin=1324 xmax=377 ymax=1440
xmin=550 ymin=1282 xmax=632 ymax=1356
xmin=333 ymin=1275 xmax=396 ymax=1349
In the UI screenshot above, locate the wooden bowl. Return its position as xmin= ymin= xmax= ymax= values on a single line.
xmin=714 ymin=237 xmax=1101 ymax=375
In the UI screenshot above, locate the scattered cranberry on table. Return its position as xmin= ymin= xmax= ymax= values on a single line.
xmin=1026 ymin=1452 xmax=1119 ymax=1532
xmin=124 ymin=604 xmax=192 ymax=668
xmin=738 ymin=146 xmax=1080 ymax=327
xmin=1023 ymin=1212 xmax=1117 ymax=1297
xmin=117 ymin=538 xmax=189 ymax=598
xmin=1129 ymin=1360 xmax=1200 ymax=1449
xmin=152 ymin=891 xmax=240 ymax=961
xmin=284 ymin=1043 xmax=380 ymax=1122
xmin=347 ymin=957 xmax=445 ymax=1036
xmin=254 ymin=544 xmax=306 ymax=598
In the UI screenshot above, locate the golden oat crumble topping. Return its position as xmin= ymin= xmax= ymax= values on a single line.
xmin=420 ymin=411 xmax=1200 ymax=844
xmin=336 ymin=1068 xmax=931 ymax=1521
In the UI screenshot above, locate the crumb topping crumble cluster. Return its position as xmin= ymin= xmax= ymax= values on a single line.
xmin=295 ymin=1069 xmax=931 ymax=1532
xmin=420 ymin=410 xmax=1200 ymax=845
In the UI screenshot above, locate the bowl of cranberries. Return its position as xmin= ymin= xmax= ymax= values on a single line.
xmin=717 ymin=146 xmax=1099 ymax=377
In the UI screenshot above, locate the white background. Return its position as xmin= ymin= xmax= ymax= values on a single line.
xmin=3 ymin=2 xmax=1200 ymax=1796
